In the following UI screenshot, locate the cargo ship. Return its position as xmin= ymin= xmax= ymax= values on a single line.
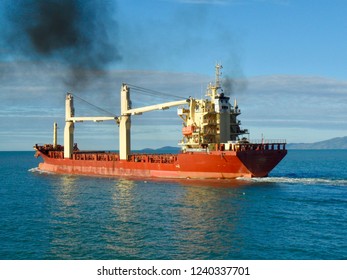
xmin=34 ymin=65 xmax=287 ymax=179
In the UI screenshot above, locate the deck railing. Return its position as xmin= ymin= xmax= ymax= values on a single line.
xmin=45 ymin=149 xmax=178 ymax=164
xmin=41 ymin=139 xmax=287 ymax=162
xmin=222 ymin=141 xmax=286 ymax=152
xmin=249 ymin=139 xmax=287 ymax=144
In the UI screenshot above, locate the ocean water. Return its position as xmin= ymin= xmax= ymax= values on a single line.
xmin=0 ymin=150 xmax=347 ymax=260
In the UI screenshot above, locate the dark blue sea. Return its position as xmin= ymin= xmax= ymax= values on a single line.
xmin=1 ymin=150 xmax=347 ymax=260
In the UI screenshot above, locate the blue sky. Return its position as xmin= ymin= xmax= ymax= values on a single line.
xmin=0 ymin=0 xmax=347 ymax=150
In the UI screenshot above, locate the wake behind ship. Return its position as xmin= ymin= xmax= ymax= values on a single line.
xmin=34 ymin=65 xmax=287 ymax=179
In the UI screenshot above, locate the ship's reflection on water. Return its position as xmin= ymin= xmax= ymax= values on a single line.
xmin=105 ymin=179 xmax=144 ymax=258
xmin=49 ymin=175 xmax=82 ymax=259
xmin=47 ymin=175 xmax=256 ymax=259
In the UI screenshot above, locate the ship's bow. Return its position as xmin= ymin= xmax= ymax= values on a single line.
xmin=237 ymin=148 xmax=287 ymax=177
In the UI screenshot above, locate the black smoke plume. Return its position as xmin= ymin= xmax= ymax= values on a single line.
xmin=222 ymin=76 xmax=234 ymax=95
xmin=222 ymin=76 xmax=248 ymax=96
xmin=2 ymin=0 xmax=121 ymax=88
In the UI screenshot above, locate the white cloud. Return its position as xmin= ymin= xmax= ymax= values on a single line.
xmin=1 ymin=62 xmax=347 ymax=150
xmin=237 ymin=75 xmax=347 ymax=142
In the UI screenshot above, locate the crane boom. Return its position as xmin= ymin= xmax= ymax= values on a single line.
xmin=124 ymin=99 xmax=189 ymax=115
xmin=66 ymin=116 xmax=119 ymax=123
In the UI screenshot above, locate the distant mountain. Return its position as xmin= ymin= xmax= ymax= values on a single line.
xmin=287 ymin=136 xmax=347 ymax=149
xmin=137 ymin=146 xmax=180 ymax=153
xmin=138 ymin=137 xmax=347 ymax=151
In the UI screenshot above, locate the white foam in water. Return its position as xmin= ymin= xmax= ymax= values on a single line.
xmin=28 ymin=167 xmax=39 ymax=173
xmin=28 ymin=167 xmax=347 ymax=186
xmin=237 ymin=176 xmax=347 ymax=186
xmin=28 ymin=167 xmax=54 ymax=175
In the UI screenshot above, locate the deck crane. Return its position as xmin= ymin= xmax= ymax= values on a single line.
xmin=119 ymin=84 xmax=189 ymax=160
xmin=63 ymin=85 xmax=189 ymax=159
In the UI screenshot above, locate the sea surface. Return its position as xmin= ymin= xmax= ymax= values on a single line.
xmin=0 ymin=150 xmax=347 ymax=260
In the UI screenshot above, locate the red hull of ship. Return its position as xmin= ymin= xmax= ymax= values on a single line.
xmin=35 ymin=148 xmax=287 ymax=179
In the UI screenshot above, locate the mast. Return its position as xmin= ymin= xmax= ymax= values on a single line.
xmin=64 ymin=93 xmax=75 ymax=159
xmin=119 ymin=84 xmax=131 ymax=160
xmin=53 ymin=122 xmax=58 ymax=149
xmin=207 ymin=63 xmax=222 ymax=100
xmin=215 ymin=63 xmax=222 ymax=89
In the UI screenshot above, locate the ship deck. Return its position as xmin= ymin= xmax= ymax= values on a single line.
xmin=35 ymin=141 xmax=286 ymax=165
